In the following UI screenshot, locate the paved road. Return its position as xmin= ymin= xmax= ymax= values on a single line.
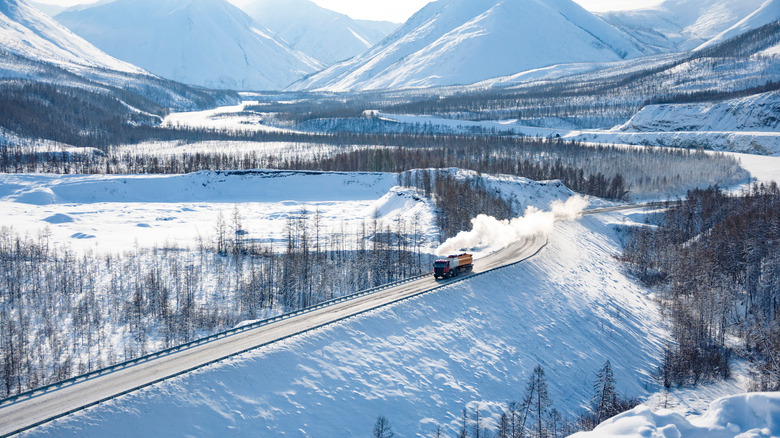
xmin=0 ymin=234 xmax=547 ymax=437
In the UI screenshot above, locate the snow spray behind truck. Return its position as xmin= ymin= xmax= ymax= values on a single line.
xmin=433 ymin=253 xmax=473 ymax=279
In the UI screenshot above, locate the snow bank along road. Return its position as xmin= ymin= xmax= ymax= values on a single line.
xmin=0 ymin=232 xmax=553 ymax=437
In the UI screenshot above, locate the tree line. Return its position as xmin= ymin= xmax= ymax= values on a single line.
xmin=2 ymin=124 xmax=747 ymax=201
xmin=400 ymin=169 xmax=516 ymax=239
xmin=621 ymin=183 xmax=780 ymax=389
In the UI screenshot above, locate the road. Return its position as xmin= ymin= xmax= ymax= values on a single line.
xmin=0 ymin=233 xmax=548 ymax=437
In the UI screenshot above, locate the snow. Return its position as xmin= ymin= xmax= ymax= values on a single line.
xmin=572 ymin=392 xmax=780 ymax=438
xmin=616 ymin=91 xmax=780 ymax=134
xmin=729 ymin=152 xmax=780 ymax=185
xmin=0 ymin=0 xmax=142 ymax=74
xmin=55 ymin=0 xmax=323 ymax=90
xmin=599 ymin=0 xmax=766 ymax=52
xmin=19 ymin=211 xmax=668 ymax=437
xmin=162 ymin=101 xmax=294 ymax=133
xmin=0 ymin=171 xmax=424 ymax=252
xmin=0 ymin=169 xmax=579 ymax=255
xmin=696 ymin=0 xmax=780 ymax=50
xmin=239 ymin=0 xmax=398 ymax=65
xmin=289 ymin=0 xmax=648 ymax=91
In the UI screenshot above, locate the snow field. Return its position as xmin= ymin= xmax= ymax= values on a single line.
xmin=0 ymin=169 xmax=584 ymax=255
xmin=0 ymin=171 xmax=435 ymax=253
xmin=21 ymin=211 xmax=667 ymax=437
xmin=162 ymin=101 xmax=296 ymax=133
xmin=572 ymin=392 xmax=780 ymax=438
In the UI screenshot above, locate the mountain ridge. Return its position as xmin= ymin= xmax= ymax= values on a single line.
xmin=289 ymin=0 xmax=650 ymax=91
xmin=239 ymin=0 xmax=399 ymax=65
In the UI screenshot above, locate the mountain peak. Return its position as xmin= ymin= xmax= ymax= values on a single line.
xmin=239 ymin=0 xmax=398 ymax=64
xmin=290 ymin=0 xmax=647 ymax=91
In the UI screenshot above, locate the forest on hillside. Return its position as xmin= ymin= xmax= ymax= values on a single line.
xmin=622 ymin=183 xmax=780 ymax=390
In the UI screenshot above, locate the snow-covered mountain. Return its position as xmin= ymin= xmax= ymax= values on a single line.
xmin=697 ymin=0 xmax=780 ymax=49
xmin=27 ymin=1 xmax=67 ymax=17
xmin=289 ymin=0 xmax=649 ymax=91
xmin=0 ymin=0 xmax=142 ymax=74
xmin=239 ymin=0 xmax=398 ymax=65
xmin=0 ymin=0 xmax=238 ymax=137
xmin=55 ymin=0 xmax=323 ymax=90
xmin=599 ymin=0 xmax=767 ymax=52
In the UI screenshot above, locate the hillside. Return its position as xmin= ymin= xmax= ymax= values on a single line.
xmin=239 ymin=0 xmax=398 ymax=65
xmin=14 ymin=189 xmax=667 ymax=436
xmin=289 ymin=0 xmax=648 ymax=91
xmin=56 ymin=0 xmax=322 ymax=90
xmin=697 ymin=0 xmax=780 ymax=49
xmin=0 ymin=0 xmax=141 ymax=74
xmin=616 ymin=91 xmax=780 ymax=134
xmin=599 ymin=0 xmax=766 ymax=52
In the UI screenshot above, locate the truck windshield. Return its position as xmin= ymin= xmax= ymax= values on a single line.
xmin=434 ymin=261 xmax=448 ymax=268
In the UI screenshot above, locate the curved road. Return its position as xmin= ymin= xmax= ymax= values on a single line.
xmin=0 ymin=234 xmax=548 ymax=437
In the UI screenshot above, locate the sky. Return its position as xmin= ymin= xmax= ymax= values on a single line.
xmin=35 ymin=0 xmax=666 ymax=23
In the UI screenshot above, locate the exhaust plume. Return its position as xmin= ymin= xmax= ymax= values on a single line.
xmin=435 ymin=195 xmax=589 ymax=256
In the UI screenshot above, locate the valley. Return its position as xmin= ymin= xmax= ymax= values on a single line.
xmin=0 ymin=0 xmax=778 ymax=436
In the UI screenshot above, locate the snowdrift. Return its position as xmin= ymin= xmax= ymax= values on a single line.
xmin=572 ymin=392 xmax=780 ymax=438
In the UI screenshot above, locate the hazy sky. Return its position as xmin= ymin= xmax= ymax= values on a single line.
xmin=36 ymin=0 xmax=666 ymax=23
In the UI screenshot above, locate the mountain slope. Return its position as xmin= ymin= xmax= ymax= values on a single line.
xmin=697 ymin=0 xmax=780 ymax=49
xmin=240 ymin=0 xmax=398 ymax=65
xmin=599 ymin=0 xmax=766 ymax=52
xmin=289 ymin=0 xmax=648 ymax=91
xmin=56 ymin=0 xmax=322 ymax=90
xmin=0 ymin=0 xmax=141 ymax=74
xmin=0 ymin=0 xmax=239 ymax=148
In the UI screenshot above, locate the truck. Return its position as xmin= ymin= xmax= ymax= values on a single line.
xmin=433 ymin=253 xmax=473 ymax=279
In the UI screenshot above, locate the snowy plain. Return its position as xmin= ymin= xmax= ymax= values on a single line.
xmin=0 ymin=171 xmax=428 ymax=253
xmin=0 ymin=168 xmax=583 ymax=256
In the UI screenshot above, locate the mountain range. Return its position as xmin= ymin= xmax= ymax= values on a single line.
xmin=290 ymin=0 xmax=652 ymax=91
xmin=697 ymin=0 xmax=780 ymax=49
xmin=6 ymin=0 xmax=778 ymax=92
xmin=55 ymin=0 xmax=323 ymax=91
xmin=0 ymin=0 xmax=237 ymax=144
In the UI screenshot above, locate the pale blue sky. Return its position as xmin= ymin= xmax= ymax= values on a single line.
xmin=36 ymin=0 xmax=665 ymax=23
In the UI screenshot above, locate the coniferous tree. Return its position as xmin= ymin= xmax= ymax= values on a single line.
xmin=592 ymin=360 xmax=618 ymax=424
xmin=373 ymin=415 xmax=394 ymax=438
